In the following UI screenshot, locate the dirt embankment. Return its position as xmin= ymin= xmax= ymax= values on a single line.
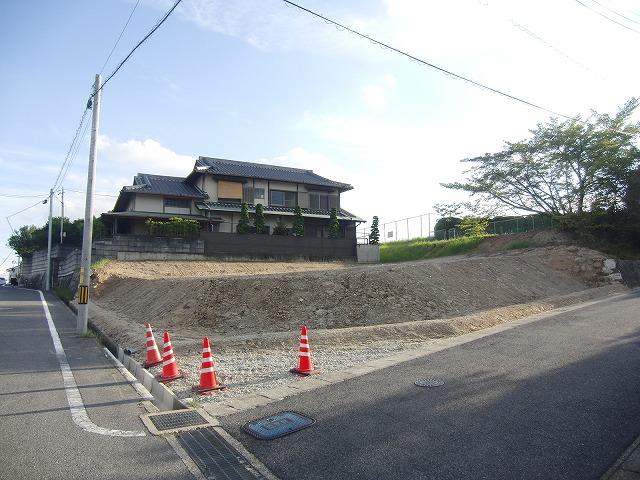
xmin=90 ymin=246 xmax=615 ymax=347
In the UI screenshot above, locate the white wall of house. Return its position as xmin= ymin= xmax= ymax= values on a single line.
xmin=135 ymin=194 xmax=163 ymax=212
xmin=203 ymin=175 xmax=218 ymax=201
xmin=165 ymin=206 xmax=191 ymax=215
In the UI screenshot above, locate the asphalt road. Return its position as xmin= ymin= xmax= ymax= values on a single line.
xmin=0 ymin=286 xmax=194 ymax=480
xmin=221 ymin=289 xmax=640 ymax=480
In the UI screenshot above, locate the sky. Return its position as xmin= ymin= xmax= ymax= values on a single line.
xmin=1 ymin=0 xmax=639 ymax=269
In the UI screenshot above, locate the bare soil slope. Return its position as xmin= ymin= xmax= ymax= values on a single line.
xmin=91 ymin=246 xmax=611 ymax=344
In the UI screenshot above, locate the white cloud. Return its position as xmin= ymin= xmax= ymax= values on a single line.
xmin=97 ymin=135 xmax=194 ymax=178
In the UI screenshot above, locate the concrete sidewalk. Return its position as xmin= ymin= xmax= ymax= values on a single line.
xmin=0 ymin=287 xmax=194 ymax=480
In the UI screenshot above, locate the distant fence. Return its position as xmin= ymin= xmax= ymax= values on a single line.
xmin=357 ymin=213 xmax=556 ymax=243
xmin=201 ymin=231 xmax=356 ymax=260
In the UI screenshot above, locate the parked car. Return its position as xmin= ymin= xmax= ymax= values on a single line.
xmin=0 ymin=277 xmax=6 ymax=286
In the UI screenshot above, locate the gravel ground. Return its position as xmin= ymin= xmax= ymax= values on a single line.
xmin=139 ymin=338 xmax=428 ymax=404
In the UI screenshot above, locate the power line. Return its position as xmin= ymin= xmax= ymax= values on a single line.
xmin=99 ymin=0 xmax=142 ymax=75
xmin=281 ymin=0 xmax=636 ymax=131
xmin=573 ymin=0 xmax=640 ymax=34
xmin=91 ymin=0 xmax=183 ymax=99
xmin=63 ymin=189 xmax=119 ymax=198
xmin=57 ymin=110 xmax=92 ymax=190
xmin=51 ymin=107 xmax=90 ymax=192
xmin=5 ymin=198 xmax=48 ymax=234
xmin=585 ymin=0 xmax=640 ymax=27
xmin=0 ymin=253 xmax=13 ymax=269
xmin=0 ymin=193 xmax=49 ymax=198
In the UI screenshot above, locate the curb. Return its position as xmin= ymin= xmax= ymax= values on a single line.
xmin=64 ymin=298 xmax=186 ymax=411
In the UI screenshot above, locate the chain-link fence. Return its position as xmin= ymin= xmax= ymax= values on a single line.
xmin=357 ymin=213 xmax=556 ymax=243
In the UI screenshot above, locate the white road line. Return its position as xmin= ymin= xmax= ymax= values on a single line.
xmin=38 ymin=290 xmax=145 ymax=437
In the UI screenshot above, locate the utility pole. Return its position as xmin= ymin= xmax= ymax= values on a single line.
xmin=60 ymin=187 xmax=64 ymax=243
xmin=45 ymin=188 xmax=53 ymax=291
xmin=77 ymin=74 xmax=101 ymax=335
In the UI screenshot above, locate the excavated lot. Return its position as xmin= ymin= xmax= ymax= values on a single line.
xmin=88 ymin=243 xmax=626 ymax=402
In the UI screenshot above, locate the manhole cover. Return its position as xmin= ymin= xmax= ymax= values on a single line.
xmin=414 ymin=378 xmax=444 ymax=388
xmin=148 ymin=409 xmax=209 ymax=432
xmin=242 ymin=411 xmax=315 ymax=440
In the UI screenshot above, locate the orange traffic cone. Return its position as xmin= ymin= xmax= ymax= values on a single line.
xmin=193 ymin=337 xmax=225 ymax=394
xmin=143 ymin=323 xmax=163 ymax=368
xmin=158 ymin=331 xmax=183 ymax=383
xmin=290 ymin=325 xmax=319 ymax=375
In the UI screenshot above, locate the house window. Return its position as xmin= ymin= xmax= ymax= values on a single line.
xmin=255 ymin=188 xmax=265 ymax=200
xmin=309 ymin=193 xmax=329 ymax=210
xmin=164 ymin=198 xmax=191 ymax=208
xmin=270 ymin=190 xmax=296 ymax=207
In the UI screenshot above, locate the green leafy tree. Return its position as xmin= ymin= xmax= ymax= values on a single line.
xmin=272 ymin=221 xmax=288 ymax=236
xmin=254 ymin=203 xmax=266 ymax=234
xmin=328 ymin=208 xmax=340 ymax=239
xmin=442 ymin=99 xmax=640 ymax=215
xmin=458 ymin=217 xmax=489 ymax=237
xmin=236 ymin=203 xmax=250 ymax=234
xmin=8 ymin=216 xmax=107 ymax=257
xmin=368 ymin=216 xmax=380 ymax=244
xmin=292 ymin=206 xmax=305 ymax=237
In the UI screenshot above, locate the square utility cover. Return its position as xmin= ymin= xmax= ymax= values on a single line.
xmin=242 ymin=411 xmax=315 ymax=440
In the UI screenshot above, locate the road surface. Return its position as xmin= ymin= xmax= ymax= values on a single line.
xmin=221 ymin=289 xmax=640 ymax=480
xmin=0 ymin=286 xmax=194 ymax=480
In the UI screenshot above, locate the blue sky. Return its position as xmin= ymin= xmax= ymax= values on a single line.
xmin=2 ymin=0 xmax=640 ymax=269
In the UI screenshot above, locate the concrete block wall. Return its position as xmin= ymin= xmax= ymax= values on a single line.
xmin=93 ymin=235 xmax=204 ymax=259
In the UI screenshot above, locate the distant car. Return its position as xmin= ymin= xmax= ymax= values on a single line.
xmin=0 ymin=277 xmax=6 ymax=286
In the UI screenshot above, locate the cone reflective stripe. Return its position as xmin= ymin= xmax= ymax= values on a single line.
xmin=143 ymin=323 xmax=163 ymax=368
xmin=158 ymin=331 xmax=182 ymax=383
xmin=193 ymin=337 xmax=225 ymax=393
xmin=290 ymin=325 xmax=319 ymax=375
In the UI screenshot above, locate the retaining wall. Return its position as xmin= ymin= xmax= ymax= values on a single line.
xmin=93 ymin=235 xmax=204 ymax=260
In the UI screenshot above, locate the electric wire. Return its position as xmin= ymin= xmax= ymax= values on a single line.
xmin=92 ymin=0 xmax=183 ymax=99
xmin=573 ymin=0 xmax=640 ymax=34
xmin=99 ymin=0 xmax=142 ymax=75
xmin=585 ymin=0 xmax=640 ymax=27
xmin=5 ymin=198 xmax=48 ymax=234
xmin=51 ymin=107 xmax=90 ymax=192
xmin=281 ymin=0 xmax=636 ymax=132
xmin=57 ymin=111 xmax=92 ymax=190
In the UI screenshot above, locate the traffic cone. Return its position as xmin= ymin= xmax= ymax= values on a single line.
xmin=193 ymin=337 xmax=225 ymax=394
xmin=290 ymin=325 xmax=319 ymax=375
xmin=158 ymin=331 xmax=183 ymax=383
xmin=143 ymin=323 xmax=163 ymax=368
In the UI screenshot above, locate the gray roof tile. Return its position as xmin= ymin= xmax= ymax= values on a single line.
xmin=196 ymin=157 xmax=353 ymax=191
xmin=123 ymin=173 xmax=207 ymax=198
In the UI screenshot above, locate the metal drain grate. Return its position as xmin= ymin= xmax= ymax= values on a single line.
xmin=178 ymin=427 xmax=263 ymax=480
xmin=415 ymin=378 xmax=445 ymax=388
xmin=148 ymin=409 xmax=210 ymax=432
xmin=242 ymin=411 xmax=315 ymax=440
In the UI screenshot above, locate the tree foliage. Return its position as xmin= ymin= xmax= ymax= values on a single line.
xmin=254 ymin=203 xmax=266 ymax=234
xmin=145 ymin=217 xmax=200 ymax=237
xmin=293 ymin=206 xmax=305 ymax=237
xmin=443 ymin=99 xmax=640 ymax=215
xmin=236 ymin=203 xmax=250 ymax=234
xmin=8 ymin=217 xmax=106 ymax=257
xmin=328 ymin=208 xmax=340 ymax=239
xmin=369 ymin=216 xmax=380 ymax=244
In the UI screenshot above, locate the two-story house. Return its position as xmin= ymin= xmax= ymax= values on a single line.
xmin=103 ymin=156 xmax=363 ymax=241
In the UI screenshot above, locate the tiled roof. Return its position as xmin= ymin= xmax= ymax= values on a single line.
xmin=195 ymin=157 xmax=353 ymax=191
xmin=195 ymin=201 xmax=364 ymax=222
xmin=122 ymin=173 xmax=207 ymax=198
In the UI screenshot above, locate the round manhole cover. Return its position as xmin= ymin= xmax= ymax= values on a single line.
xmin=414 ymin=378 xmax=444 ymax=388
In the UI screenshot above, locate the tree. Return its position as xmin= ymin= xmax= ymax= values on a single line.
xmin=368 ymin=216 xmax=380 ymax=244
xmin=442 ymin=99 xmax=640 ymax=215
xmin=236 ymin=203 xmax=250 ymax=234
xmin=273 ymin=221 xmax=288 ymax=236
xmin=458 ymin=217 xmax=489 ymax=237
xmin=7 ymin=216 xmax=107 ymax=257
xmin=293 ymin=206 xmax=305 ymax=237
xmin=328 ymin=208 xmax=340 ymax=239
xmin=254 ymin=203 xmax=266 ymax=234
